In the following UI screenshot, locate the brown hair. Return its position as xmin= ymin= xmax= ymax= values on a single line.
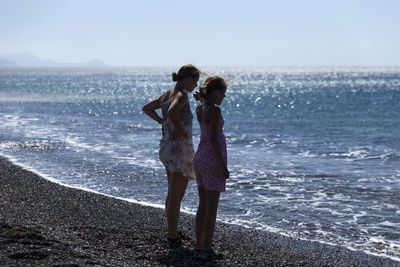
xmin=199 ymin=75 xmax=227 ymax=99
xmin=172 ymin=64 xmax=200 ymax=82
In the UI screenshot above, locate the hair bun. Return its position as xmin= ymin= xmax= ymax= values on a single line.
xmin=172 ymin=72 xmax=179 ymax=81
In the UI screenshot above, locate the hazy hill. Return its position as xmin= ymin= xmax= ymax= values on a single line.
xmin=0 ymin=53 xmax=109 ymax=67
xmin=0 ymin=58 xmax=18 ymax=67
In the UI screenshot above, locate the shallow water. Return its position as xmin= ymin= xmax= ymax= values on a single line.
xmin=0 ymin=67 xmax=399 ymax=261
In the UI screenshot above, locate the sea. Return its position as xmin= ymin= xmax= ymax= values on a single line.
xmin=0 ymin=67 xmax=399 ymax=261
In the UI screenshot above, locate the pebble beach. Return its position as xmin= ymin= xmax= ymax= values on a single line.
xmin=0 ymin=156 xmax=398 ymax=266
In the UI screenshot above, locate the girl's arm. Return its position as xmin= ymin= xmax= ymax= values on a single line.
xmin=168 ymin=91 xmax=187 ymax=140
xmin=142 ymin=98 xmax=163 ymax=124
xmin=195 ymin=103 xmax=204 ymax=122
xmin=209 ymin=106 xmax=229 ymax=179
xmin=142 ymin=89 xmax=171 ymax=124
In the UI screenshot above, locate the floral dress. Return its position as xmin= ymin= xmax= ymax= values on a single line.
xmin=159 ymin=91 xmax=195 ymax=180
xmin=193 ymin=106 xmax=227 ymax=192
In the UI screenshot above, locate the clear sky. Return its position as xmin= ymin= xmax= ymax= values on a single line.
xmin=1 ymin=0 xmax=399 ymax=67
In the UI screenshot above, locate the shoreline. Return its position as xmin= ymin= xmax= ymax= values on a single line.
xmin=1 ymin=156 xmax=398 ymax=266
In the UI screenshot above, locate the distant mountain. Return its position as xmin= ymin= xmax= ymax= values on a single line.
xmin=79 ymin=59 xmax=109 ymax=67
xmin=0 ymin=53 xmax=109 ymax=67
xmin=0 ymin=58 xmax=18 ymax=67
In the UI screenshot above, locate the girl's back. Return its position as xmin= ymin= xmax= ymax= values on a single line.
xmin=196 ymin=104 xmax=225 ymax=146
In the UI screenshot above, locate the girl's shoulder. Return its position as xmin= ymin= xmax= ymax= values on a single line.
xmin=197 ymin=103 xmax=220 ymax=111
xmin=176 ymin=90 xmax=188 ymax=98
xmin=178 ymin=88 xmax=189 ymax=97
xmin=196 ymin=104 xmax=220 ymax=123
xmin=173 ymin=90 xmax=189 ymax=105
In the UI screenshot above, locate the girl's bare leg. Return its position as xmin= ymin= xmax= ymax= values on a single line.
xmin=167 ymin=171 xmax=188 ymax=239
xmin=203 ymin=189 xmax=220 ymax=250
xmin=165 ymin=168 xmax=171 ymax=217
xmin=195 ymin=185 xmax=206 ymax=248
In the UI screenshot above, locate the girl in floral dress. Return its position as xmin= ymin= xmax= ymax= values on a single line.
xmin=142 ymin=64 xmax=200 ymax=246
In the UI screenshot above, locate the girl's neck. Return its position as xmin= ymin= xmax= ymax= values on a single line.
xmin=174 ymin=82 xmax=185 ymax=93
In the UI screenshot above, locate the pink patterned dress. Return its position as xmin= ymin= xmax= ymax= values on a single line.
xmin=193 ymin=108 xmax=227 ymax=192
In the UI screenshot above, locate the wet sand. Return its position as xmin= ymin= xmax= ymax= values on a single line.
xmin=0 ymin=156 xmax=398 ymax=266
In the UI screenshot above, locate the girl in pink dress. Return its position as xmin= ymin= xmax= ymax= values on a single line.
xmin=193 ymin=76 xmax=229 ymax=258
